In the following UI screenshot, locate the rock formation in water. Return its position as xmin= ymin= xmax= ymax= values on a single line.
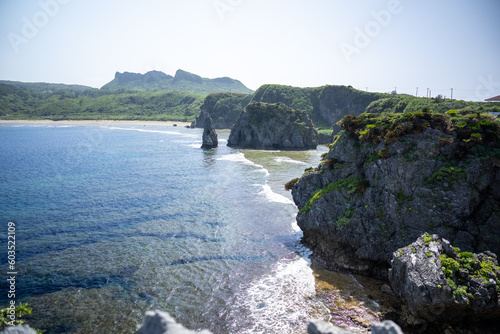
xmin=227 ymin=102 xmax=318 ymax=150
xmin=389 ymin=233 xmax=500 ymax=327
xmin=195 ymin=92 xmax=252 ymax=129
xmin=201 ymin=116 xmax=218 ymax=149
xmin=290 ymin=109 xmax=500 ymax=279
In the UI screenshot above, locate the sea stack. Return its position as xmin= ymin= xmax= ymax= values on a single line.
xmin=227 ymin=102 xmax=318 ymax=150
xmin=201 ymin=115 xmax=218 ymax=149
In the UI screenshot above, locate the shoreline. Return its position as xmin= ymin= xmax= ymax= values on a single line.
xmin=0 ymin=120 xmax=192 ymax=127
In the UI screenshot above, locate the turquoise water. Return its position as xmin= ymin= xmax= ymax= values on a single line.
xmin=0 ymin=123 xmax=329 ymax=333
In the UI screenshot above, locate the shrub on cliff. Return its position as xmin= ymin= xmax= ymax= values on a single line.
xmin=337 ymin=108 xmax=500 ymax=158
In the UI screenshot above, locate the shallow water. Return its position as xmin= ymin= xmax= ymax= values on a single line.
xmin=1 ymin=123 xmax=336 ymax=333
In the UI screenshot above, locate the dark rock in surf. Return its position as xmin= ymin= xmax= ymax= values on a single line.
xmin=227 ymin=102 xmax=318 ymax=150
xmin=201 ymin=116 xmax=218 ymax=149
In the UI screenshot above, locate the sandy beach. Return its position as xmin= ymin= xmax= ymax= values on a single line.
xmin=0 ymin=120 xmax=192 ymax=127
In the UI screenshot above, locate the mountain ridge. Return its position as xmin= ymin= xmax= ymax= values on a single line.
xmin=101 ymin=69 xmax=254 ymax=95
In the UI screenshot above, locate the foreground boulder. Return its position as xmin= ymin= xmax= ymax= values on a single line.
xmin=136 ymin=311 xmax=212 ymax=334
xmin=227 ymin=102 xmax=318 ymax=150
xmin=290 ymin=110 xmax=500 ymax=278
xmin=135 ymin=311 xmax=403 ymax=334
xmin=389 ymin=233 xmax=500 ymax=325
xmin=0 ymin=326 xmax=37 ymax=334
xmin=201 ymin=116 xmax=218 ymax=149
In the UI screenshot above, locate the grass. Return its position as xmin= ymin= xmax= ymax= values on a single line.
xmin=298 ymin=177 xmax=369 ymax=214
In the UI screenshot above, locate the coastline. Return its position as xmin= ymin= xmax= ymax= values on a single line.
xmin=0 ymin=120 xmax=192 ymax=127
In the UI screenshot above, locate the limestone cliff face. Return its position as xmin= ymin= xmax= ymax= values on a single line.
xmin=227 ymin=102 xmax=318 ymax=150
xmin=290 ymin=110 xmax=500 ymax=278
xmin=195 ymin=92 xmax=252 ymax=129
xmin=196 ymin=85 xmax=385 ymax=131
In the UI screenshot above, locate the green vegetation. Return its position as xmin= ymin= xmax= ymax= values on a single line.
xmin=440 ymin=246 xmax=500 ymax=300
xmin=430 ymin=166 xmax=466 ymax=185
xmin=196 ymin=92 xmax=252 ymax=126
xmin=299 ymin=177 xmax=369 ymax=214
xmin=102 ymin=70 xmax=254 ymax=95
xmin=0 ymin=80 xmax=92 ymax=93
xmin=365 ymin=95 xmax=499 ymax=116
xmin=0 ymin=83 xmax=205 ymax=122
xmin=338 ymin=108 xmax=500 ymax=160
xmin=0 ymin=303 xmax=45 ymax=333
xmin=339 ymin=110 xmax=450 ymax=145
xmin=251 ymin=84 xmax=387 ymax=130
xmin=246 ymin=102 xmax=308 ymax=127
xmin=285 ymin=178 xmax=300 ymax=191
xmin=423 ymin=233 xmax=434 ymax=246
xmin=335 ymin=206 xmax=354 ymax=228
xmin=336 ymin=216 xmax=350 ymax=228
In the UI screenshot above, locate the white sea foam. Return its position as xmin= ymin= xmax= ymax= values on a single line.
xmin=234 ymin=256 xmax=328 ymax=333
xmin=274 ymin=156 xmax=307 ymax=165
xmin=104 ymin=126 xmax=198 ymax=138
xmin=258 ymin=184 xmax=293 ymax=204
xmin=217 ymin=153 xmax=270 ymax=176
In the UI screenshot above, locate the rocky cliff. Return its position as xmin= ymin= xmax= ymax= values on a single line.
xmin=195 ymin=92 xmax=252 ymax=129
xmin=251 ymin=85 xmax=386 ymax=130
xmin=196 ymin=84 xmax=386 ymax=132
xmin=227 ymin=102 xmax=318 ymax=150
xmin=290 ymin=109 xmax=500 ymax=279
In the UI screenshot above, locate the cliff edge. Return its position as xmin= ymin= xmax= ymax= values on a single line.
xmin=290 ymin=109 xmax=500 ymax=279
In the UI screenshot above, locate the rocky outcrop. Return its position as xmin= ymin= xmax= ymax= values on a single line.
xmin=251 ymin=84 xmax=386 ymax=132
xmin=389 ymin=233 xmax=500 ymax=325
xmin=290 ymin=110 xmax=500 ymax=278
xmin=318 ymin=131 xmax=334 ymax=144
xmin=135 ymin=311 xmax=403 ymax=334
xmin=201 ymin=116 xmax=218 ymax=149
xmin=227 ymin=102 xmax=318 ymax=150
xmin=195 ymin=84 xmax=386 ymax=131
xmin=0 ymin=326 xmax=37 ymax=334
xmin=137 ymin=311 xmax=212 ymax=334
xmin=195 ymin=92 xmax=252 ymax=129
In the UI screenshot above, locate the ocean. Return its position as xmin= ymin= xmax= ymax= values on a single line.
xmin=0 ymin=123 xmax=332 ymax=333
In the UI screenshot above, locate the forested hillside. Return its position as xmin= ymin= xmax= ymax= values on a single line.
xmin=0 ymin=83 xmax=204 ymax=122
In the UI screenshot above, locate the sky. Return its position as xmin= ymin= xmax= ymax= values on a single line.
xmin=0 ymin=0 xmax=499 ymax=101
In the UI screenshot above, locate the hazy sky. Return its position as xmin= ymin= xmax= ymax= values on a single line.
xmin=1 ymin=0 xmax=499 ymax=101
